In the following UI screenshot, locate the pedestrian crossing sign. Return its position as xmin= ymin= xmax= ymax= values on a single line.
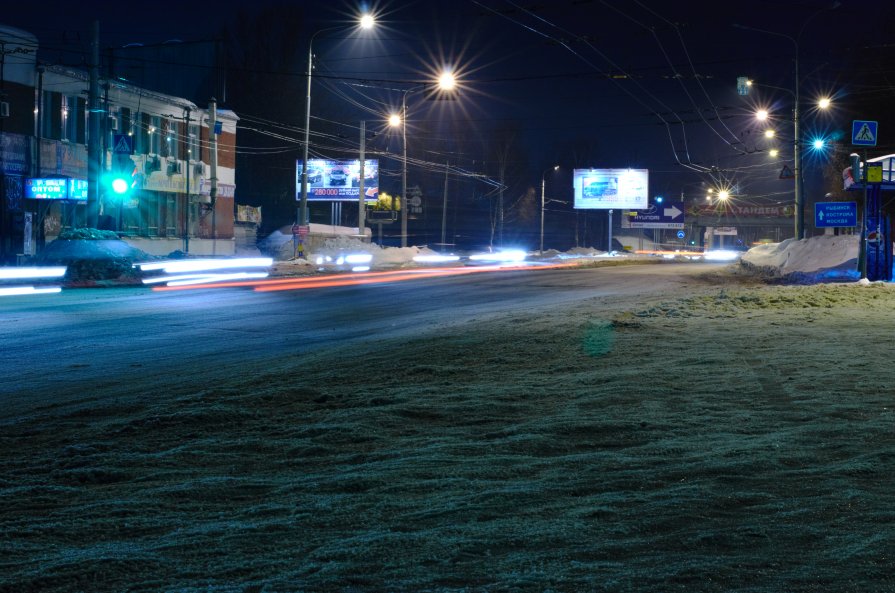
xmin=852 ymin=120 xmax=878 ymax=147
xmin=112 ymin=133 xmax=134 ymax=154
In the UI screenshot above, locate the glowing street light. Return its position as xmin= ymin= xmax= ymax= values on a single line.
xmin=392 ymin=68 xmax=460 ymax=247
xmin=734 ymin=2 xmax=841 ymax=240
xmin=818 ymin=97 xmax=831 ymax=110
xmin=813 ymin=138 xmax=825 ymax=150
xmin=769 ymin=148 xmax=780 ymax=157
xmin=756 ymin=109 xmax=769 ymax=121
xmin=298 ymin=13 xmax=375 ymax=254
xmin=438 ymin=71 xmax=457 ymax=91
xmin=764 ymin=129 xmax=776 ymax=138
xmin=718 ymin=190 xmax=730 ymax=201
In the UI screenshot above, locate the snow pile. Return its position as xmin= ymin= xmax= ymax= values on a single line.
xmin=35 ymin=235 xmax=156 ymax=284
xmin=262 ymin=224 xmax=446 ymax=269
xmin=311 ymin=234 xmax=436 ymax=267
xmin=741 ymin=234 xmax=860 ymax=282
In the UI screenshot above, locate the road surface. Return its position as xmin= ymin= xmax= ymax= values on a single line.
xmin=1 ymin=262 xmax=723 ymax=412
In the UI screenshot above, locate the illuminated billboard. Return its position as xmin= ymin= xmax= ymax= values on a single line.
xmin=25 ymin=178 xmax=88 ymax=201
xmin=573 ymin=168 xmax=648 ymax=209
xmin=296 ymin=159 xmax=379 ymax=202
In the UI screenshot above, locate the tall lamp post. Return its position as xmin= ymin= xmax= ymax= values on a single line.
xmin=734 ymin=3 xmax=839 ymax=240
xmin=540 ymin=165 xmax=558 ymax=253
xmin=298 ymin=14 xmax=374 ymax=248
xmin=389 ymin=70 xmax=457 ymax=248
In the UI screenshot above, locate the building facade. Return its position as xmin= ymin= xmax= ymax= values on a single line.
xmin=0 ymin=24 xmax=239 ymax=262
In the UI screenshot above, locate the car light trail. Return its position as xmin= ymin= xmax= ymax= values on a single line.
xmin=0 ymin=286 xmax=63 ymax=297
xmin=0 ymin=266 xmax=67 ymax=298
xmin=151 ymin=262 xmax=580 ymax=292
xmin=135 ymin=257 xmax=273 ymax=273
xmin=135 ymin=257 xmax=273 ymax=287
xmin=413 ymin=254 xmax=461 ymax=263
xmin=0 ymin=266 xmax=67 ymax=279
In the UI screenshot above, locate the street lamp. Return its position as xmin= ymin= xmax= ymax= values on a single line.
xmin=734 ymin=2 xmax=840 ymax=240
xmin=298 ymin=14 xmax=374 ymax=251
xmin=388 ymin=69 xmax=458 ymax=248
xmin=751 ymin=94 xmax=832 ymax=239
xmin=540 ymin=165 xmax=559 ymax=253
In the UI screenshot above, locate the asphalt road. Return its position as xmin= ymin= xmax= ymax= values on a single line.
xmin=1 ymin=262 xmax=725 ymax=412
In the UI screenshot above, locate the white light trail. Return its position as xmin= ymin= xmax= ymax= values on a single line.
xmin=0 ymin=267 xmax=67 ymax=279
xmin=0 ymin=286 xmax=63 ymax=297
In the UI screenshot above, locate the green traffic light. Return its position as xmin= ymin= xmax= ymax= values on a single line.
xmin=111 ymin=177 xmax=130 ymax=194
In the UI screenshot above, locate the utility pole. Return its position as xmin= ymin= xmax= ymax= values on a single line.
xmin=793 ymin=55 xmax=803 ymax=240
xmin=359 ymin=120 xmax=366 ymax=238
xmin=183 ymin=107 xmax=191 ymax=254
xmin=209 ymin=98 xmax=218 ymax=254
xmin=87 ymin=21 xmax=101 ymax=228
xmin=400 ymin=92 xmax=408 ymax=246
xmin=441 ymin=161 xmax=449 ymax=246
xmin=608 ymin=209 xmax=613 ymax=253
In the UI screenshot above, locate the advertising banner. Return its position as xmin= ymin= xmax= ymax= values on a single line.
xmin=25 ymin=178 xmax=88 ymax=202
xmin=296 ymin=159 xmax=379 ymax=202
xmin=573 ymin=168 xmax=648 ymax=210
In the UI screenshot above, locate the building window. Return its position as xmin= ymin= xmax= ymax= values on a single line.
xmin=188 ymin=124 xmax=200 ymax=162
xmin=149 ymin=115 xmax=161 ymax=155
xmin=165 ymin=119 xmax=179 ymax=160
xmin=40 ymin=91 xmax=61 ymax=140
xmin=120 ymin=107 xmax=131 ymax=138
xmin=135 ymin=112 xmax=150 ymax=154
xmin=62 ymin=95 xmax=85 ymax=144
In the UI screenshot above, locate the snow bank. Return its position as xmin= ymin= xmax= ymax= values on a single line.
xmin=740 ymin=234 xmax=860 ymax=281
xmin=35 ymin=236 xmax=156 ymax=283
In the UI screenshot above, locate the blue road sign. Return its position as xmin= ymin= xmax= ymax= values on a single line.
xmin=676 ymin=230 xmax=686 ymax=239
xmin=815 ymin=201 xmax=857 ymax=228
xmin=625 ymin=201 xmax=685 ymax=229
xmin=852 ymin=120 xmax=878 ymax=147
xmin=112 ymin=133 xmax=134 ymax=154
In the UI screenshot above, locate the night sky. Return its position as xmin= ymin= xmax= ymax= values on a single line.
xmin=8 ymin=0 xmax=895 ymax=244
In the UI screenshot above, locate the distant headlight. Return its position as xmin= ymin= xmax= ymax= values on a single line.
xmin=703 ymin=250 xmax=741 ymax=261
xmin=345 ymin=253 xmax=373 ymax=264
xmin=468 ymin=249 xmax=527 ymax=263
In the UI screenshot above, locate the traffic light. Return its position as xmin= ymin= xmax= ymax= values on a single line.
xmin=106 ymin=154 xmax=136 ymax=198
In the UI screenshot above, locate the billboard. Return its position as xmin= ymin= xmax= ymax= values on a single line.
xmin=25 ymin=178 xmax=88 ymax=201
xmin=296 ymin=159 xmax=379 ymax=202
xmin=573 ymin=168 xmax=648 ymax=210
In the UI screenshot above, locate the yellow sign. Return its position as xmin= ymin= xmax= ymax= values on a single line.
xmin=867 ymin=164 xmax=883 ymax=183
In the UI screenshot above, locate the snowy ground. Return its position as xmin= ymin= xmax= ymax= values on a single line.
xmin=2 ymin=234 xmax=892 ymax=592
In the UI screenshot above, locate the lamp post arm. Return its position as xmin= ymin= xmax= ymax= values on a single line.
xmin=299 ymin=25 xmax=353 ymax=231
xmin=749 ymin=81 xmax=796 ymax=99
xmin=732 ymin=23 xmax=797 ymax=51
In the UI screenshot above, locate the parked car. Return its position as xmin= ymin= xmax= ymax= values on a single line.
xmin=329 ymin=168 xmax=348 ymax=185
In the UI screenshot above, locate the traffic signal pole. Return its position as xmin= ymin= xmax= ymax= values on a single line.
xmin=87 ymin=21 xmax=101 ymax=229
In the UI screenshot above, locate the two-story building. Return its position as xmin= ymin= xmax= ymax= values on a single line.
xmin=0 ymin=23 xmax=239 ymax=262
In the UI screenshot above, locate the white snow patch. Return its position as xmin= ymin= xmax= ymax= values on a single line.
xmin=740 ymin=234 xmax=860 ymax=280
